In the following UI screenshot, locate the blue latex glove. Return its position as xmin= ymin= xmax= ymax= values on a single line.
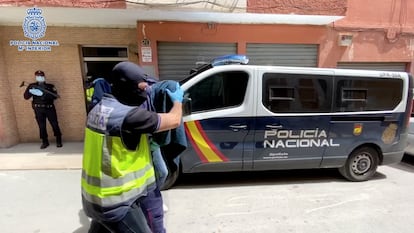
xmin=29 ymin=88 xmax=43 ymax=96
xmin=166 ymin=83 xmax=183 ymax=103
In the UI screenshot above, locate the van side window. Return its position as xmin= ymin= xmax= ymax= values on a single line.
xmin=262 ymin=73 xmax=331 ymax=113
xmin=187 ymin=71 xmax=249 ymax=112
xmin=335 ymin=77 xmax=403 ymax=111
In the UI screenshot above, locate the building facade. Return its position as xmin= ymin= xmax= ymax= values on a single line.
xmin=0 ymin=0 xmax=413 ymax=148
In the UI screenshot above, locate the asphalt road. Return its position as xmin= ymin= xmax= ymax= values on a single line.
xmin=1 ymin=155 xmax=414 ymax=233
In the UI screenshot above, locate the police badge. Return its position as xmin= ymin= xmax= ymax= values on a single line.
xmin=22 ymin=7 xmax=47 ymax=40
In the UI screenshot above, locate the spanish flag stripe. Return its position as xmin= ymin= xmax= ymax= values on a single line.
xmin=186 ymin=121 xmax=222 ymax=162
xmin=184 ymin=123 xmax=208 ymax=163
xmin=194 ymin=121 xmax=229 ymax=162
xmin=185 ymin=121 xmax=225 ymax=162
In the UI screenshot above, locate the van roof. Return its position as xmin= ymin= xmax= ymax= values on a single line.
xmin=180 ymin=54 xmax=408 ymax=83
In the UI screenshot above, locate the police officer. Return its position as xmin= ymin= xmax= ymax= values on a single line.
xmin=23 ymin=70 xmax=62 ymax=149
xmin=82 ymin=62 xmax=184 ymax=233
xmin=84 ymin=75 xmax=112 ymax=112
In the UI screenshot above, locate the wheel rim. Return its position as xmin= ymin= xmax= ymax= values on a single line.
xmin=351 ymin=153 xmax=372 ymax=175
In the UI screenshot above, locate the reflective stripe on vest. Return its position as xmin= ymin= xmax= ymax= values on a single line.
xmin=86 ymin=87 xmax=94 ymax=102
xmin=82 ymin=126 xmax=155 ymax=207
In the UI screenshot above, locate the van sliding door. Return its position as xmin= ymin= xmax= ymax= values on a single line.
xmin=253 ymin=71 xmax=334 ymax=170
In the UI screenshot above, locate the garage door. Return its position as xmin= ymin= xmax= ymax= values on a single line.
xmin=246 ymin=43 xmax=318 ymax=67
xmin=157 ymin=42 xmax=237 ymax=81
xmin=337 ymin=62 xmax=407 ymax=71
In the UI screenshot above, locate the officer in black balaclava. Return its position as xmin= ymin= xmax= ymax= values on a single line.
xmin=84 ymin=61 xmax=183 ymax=233
xmin=109 ymin=61 xmax=149 ymax=106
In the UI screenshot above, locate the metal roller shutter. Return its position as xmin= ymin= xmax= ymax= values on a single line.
xmin=157 ymin=42 xmax=237 ymax=81
xmin=246 ymin=43 xmax=318 ymax=67
xmin=337 ymin=62 xmax=407 ymax=71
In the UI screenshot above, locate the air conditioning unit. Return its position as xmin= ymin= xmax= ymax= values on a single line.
xmin=338 ymin=34 xmax=353 ymax=46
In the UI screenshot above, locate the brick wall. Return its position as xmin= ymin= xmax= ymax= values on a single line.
xmin=0 ymin=26 xmax=138 ymax=147
xmin=247 ymin=0 xmax=346 ymax=15
xmin=0 ymin=27 xmax=19 ymax=147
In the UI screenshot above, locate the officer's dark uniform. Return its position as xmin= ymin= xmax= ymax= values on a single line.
xmin=23 ymin=72 xmax=62 ymax=149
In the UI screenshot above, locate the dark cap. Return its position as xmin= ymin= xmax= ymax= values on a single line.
xmin=34 ymin=70 xmax=45 ymax=76
xmin=108 ymin=61 xmax=148 ymax=106
xmin=110 ymin=62 xmax=147 ymax=85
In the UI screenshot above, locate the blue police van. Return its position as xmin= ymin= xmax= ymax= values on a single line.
xmin=162 ymin=55 xmax=413 ymax=189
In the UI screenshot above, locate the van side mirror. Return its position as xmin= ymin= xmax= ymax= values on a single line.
xmin=183 ymin=96 xmax=192 ymax=116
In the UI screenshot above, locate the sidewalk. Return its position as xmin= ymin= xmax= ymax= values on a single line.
xmin=0 ymin=142 xmax=83 ymax=170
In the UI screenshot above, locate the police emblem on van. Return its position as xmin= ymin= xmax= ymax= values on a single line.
xmin=353 ymin=123 xmax=363 ymax=136
xmin=22 ymin=8 xmax=47 ymax=40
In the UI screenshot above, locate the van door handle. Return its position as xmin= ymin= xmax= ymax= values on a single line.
xmin=229 ymin=124 xmax=247 ymax=131
xmin=383 ymin=115 xmax=397 ymax=122
xmin=266 ymin=124 xmax=283 ymax=129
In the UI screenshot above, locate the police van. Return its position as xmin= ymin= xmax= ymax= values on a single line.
xmin=162 ymin=55 xmax=413 ymax=189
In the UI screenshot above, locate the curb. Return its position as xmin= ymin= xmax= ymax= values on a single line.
xmin=0 ymin=142 xmax=83 ymax=170
xmin=0 ymin=155 xmax=82 ymax=170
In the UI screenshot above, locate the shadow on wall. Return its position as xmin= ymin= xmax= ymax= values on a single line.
xmin=319 ymin=29 xmax=410 ymax=68
xmin=359 ymin=31 xmax=408 ymax=54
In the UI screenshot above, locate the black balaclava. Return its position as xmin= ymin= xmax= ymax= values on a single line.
xmin=109 ymin=61 xmax=148 ymax=106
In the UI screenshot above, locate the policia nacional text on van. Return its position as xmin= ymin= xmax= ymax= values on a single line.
xmin=161 ymin=55 xmax=413 ymax=189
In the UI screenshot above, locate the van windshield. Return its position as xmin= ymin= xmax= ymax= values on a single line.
xmin=179 ymin=54 xmax=249 ymax=85
xmin=179 ymin=63 xmax=212 ymax=85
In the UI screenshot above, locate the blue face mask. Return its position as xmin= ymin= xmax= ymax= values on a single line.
xmin=36 ymin=76 xmax=45 ymax=82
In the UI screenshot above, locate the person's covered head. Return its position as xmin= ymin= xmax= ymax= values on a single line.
xmin=85 ymin=71 xmax=95 ymax=83
xmin=108 ymin=61 xmax=148 ymax=106
xmin=34 ymin=70 xmax=45 ymax=83
xmin=86 ymin=70 xmax=107 ymax=82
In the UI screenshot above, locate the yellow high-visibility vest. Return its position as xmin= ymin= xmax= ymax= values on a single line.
xmin=81 ymin=96 xmax=155 ymax=221
xmin=86 ymin=87 xmax=94 ymax=102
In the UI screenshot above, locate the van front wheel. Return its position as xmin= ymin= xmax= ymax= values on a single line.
xmin=339 ymin=147 xmax=379 ymax=182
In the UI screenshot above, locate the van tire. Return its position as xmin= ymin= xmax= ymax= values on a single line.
xmin=338 ymin=147 xmax=379 ymax=182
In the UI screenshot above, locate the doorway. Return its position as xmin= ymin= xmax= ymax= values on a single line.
xmin=81 ymin=46 xmax=129 ymax=112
